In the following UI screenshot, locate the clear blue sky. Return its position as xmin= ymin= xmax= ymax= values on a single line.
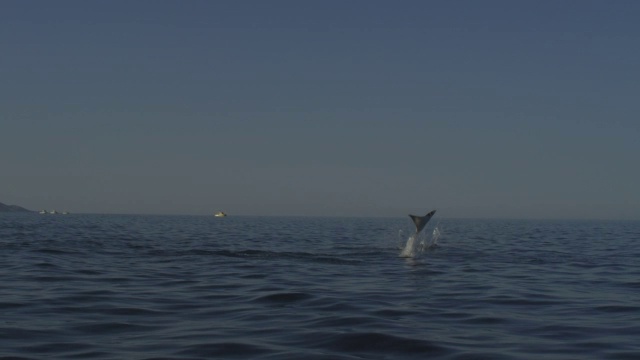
xmin=2 ymin=1 xmax=639 ymax=219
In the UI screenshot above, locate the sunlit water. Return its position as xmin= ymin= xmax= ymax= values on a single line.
xmin=1 ymin=214 xmax=639 ymax=359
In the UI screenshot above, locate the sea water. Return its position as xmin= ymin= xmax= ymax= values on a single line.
xmin=1 ymin=214 xmax=639 ymax=359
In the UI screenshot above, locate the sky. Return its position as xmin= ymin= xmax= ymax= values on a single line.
xmin=2 ymin=0 xmax=639 ymax=219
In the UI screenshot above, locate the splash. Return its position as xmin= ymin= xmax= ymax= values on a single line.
xmin=399 ymin=233 xmax=419 ymax=258
xmin=399 ymin=224 xmax=441 ymax=258
xmin=420 ymin=226 xmax=441 ymax=251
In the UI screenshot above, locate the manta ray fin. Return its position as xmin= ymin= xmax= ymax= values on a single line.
xmin=408 ymin=210 xmax=436 ymax=234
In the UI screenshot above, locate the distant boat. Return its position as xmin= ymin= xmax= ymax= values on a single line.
xmin=214 ymin=211 xmax=227 ymax=217
xmin=39 ymin=210 xmax=47 ymax=214
xmin=49 ymin=210 xmax=58 ymax=215
xmin=62 ymin=211 xmax=69 ymax=215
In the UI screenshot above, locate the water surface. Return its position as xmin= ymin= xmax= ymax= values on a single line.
xmin=1 ymin=214 xmax=639 ymax=359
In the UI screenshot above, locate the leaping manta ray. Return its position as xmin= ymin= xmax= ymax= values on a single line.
xmin=400 ymin=210 xmax=437 ymax=258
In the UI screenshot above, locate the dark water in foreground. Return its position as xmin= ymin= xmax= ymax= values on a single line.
xmin=1 ymin=214 xmax=639 ymax=359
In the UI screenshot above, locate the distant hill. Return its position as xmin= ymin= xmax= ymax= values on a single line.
xmin=0 ymin=202 xmax=33 ymax=212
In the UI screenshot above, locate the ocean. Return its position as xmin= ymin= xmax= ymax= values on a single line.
xmin=1 ymin=214 xmax=639 ymax=359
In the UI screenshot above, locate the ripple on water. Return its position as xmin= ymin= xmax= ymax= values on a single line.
xmin=319 ymin=332 xmax=451 ymax=357
xmin=69 ymin=322 xmax=158 ymax=335
xmin=593 ymin=305 xmax=640 ymax=313
xmin=176 ymin=342 xmax=273 ymax=358
xmin=16 ymin=342 xmax=94 ymax=355
xmin=252 ymin=291 xmax=313 ymax=304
